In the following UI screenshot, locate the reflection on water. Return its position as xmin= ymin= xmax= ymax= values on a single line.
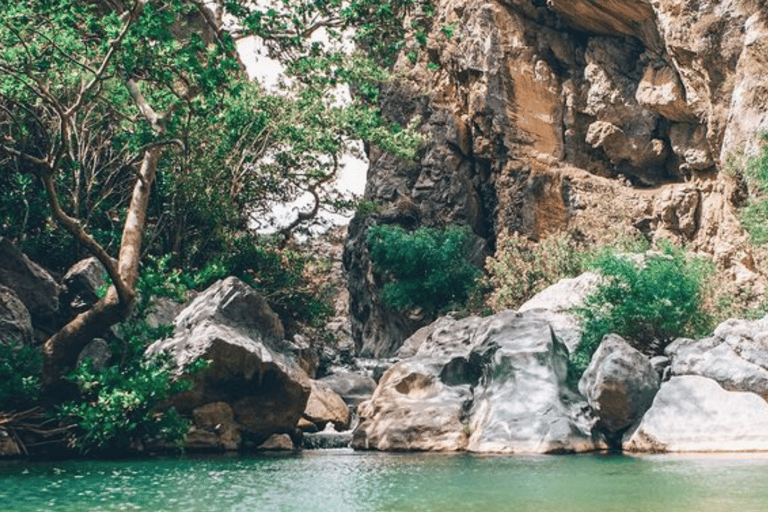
xmin=3 ymin=450 xmax=768 ymax=512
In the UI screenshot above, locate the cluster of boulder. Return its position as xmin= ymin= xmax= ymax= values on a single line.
xmin=5 ymin=233 xmax=768 ymax=456
xmin=0 ymin=236 xmax=370 ymax=454
xmin=353 ymin=275 xmax=768 ymax=454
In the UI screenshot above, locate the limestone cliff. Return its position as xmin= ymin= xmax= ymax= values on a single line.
xmin=345 ymin=0 xmax=768 ymax=357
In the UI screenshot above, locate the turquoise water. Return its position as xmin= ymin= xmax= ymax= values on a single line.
xmin=3 ymin=450 xmax=768 ymax=512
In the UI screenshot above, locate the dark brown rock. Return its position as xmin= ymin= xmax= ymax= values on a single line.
xmin=0 ymin=284 xmax=33 ymax=346
xmin=0 ymin=237 xmax=61 ymax=336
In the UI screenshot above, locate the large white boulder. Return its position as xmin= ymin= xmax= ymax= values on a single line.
xmin=623 ymin=375 xmax=768 ymax=452
xmin=667 ymin=317 xmax=768 ymax=399
xmin=352 ymin=310 xmax=605 ymax=453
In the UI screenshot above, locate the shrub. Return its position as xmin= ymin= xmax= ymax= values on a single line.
xmin=0 ymin=341 xmax=42 ymax=412
xmin=58 ymin=319 xmax=195 ymax=456
xmin=569 ymin=243 xmax=712 ymax=384
xmin=485 ymin=231 xmax=587 ymax=311
xmin=366 ymin=224 xmax=481 ymax=314
xmin=739 ymin=132 xmax=768 ymax=244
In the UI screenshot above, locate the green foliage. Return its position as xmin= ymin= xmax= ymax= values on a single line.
xmin=485 ymin=231 xmax=588 ymax=311
xmin=367 ymin=224 xmax=480 ymax=314
xmin=440 ymin=22 xmax=457 ymax=40
xmin=569 ymin=243 xmax=712 ymax=384
xmin=355 ymin=199 xmax=381 ymax=218
xmin=427 ymin=61 xmax=440 ymax=71
xmin=739 ymin=133 xmax=768 ymax=245
xmin=59 ymin=318 xmax=194 ymax=456
xmin=0 ymin=341 xmax=42 ymax=412
xmin=1 ymin=0 xmax=425 ymax=274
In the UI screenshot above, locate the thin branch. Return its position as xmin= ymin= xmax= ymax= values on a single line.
xmin=278 ymin=153 xmax=338 ymax=245
xmin=125 ymin=78 xmax=164 ymax=130
xmin=40 ymin=173 xmax=129 ymax=305
xmin=0 ymin=144 xmax=50 ymax=168
xmin=66 ymin=8 xmax=135 ymax=116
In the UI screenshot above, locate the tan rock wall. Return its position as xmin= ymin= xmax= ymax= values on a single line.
xmin=345 ymin=0 xmax=768 ymax=356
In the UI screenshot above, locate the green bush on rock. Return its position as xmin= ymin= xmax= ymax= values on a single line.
xmin=366 ymin=224 xmax=481 ymax=315
xmin=569 ymin=243 xmax=712 ymax=384
xmin=58 ymin=318 xmax=195 ymax=456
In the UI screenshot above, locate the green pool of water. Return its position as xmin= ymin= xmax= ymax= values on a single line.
xmin=3 ymin=450 xmax=768 ymax=512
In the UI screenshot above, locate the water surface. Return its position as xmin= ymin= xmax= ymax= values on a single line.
xmin=3 ymin=450 xmax=768 ymax=512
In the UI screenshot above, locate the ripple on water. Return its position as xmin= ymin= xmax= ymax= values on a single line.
xmin=3 ymin=451 xmax=768 ymax=512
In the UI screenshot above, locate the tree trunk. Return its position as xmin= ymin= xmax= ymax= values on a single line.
xmin=41 ymin=147 xmax=161 ymax=396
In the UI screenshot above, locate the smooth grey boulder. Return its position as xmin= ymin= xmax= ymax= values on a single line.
xmin=518 ymin=272 xmax=601 ymax=353
xmin=147 ymin=277 xmax=310 ymax=448
xmin=76 ymin=338 xmax=111 ymax=372
xmin=0 ymin=284 xmax=33 ymax=346
xmin=319 ymin=370 xmax=377 ymax=406
xmin=623 ymin=375 xmax=768 ymax=452
xmin=666 ymin=317 xmax=768 ymax=399
xmin=173 ymin=276 xmax=284 ymax=346
xmin=145 ymin=296 xmax=187 ymax=329
xmin=0 ymin=237 xmax=61 ymax=334
xmin=353 ymin=310 xmax=604 ymax=453
xmin=578 ymin=334 xmax=659 ymax=438
xmin=61 ymin=257 xmax=106 ymax=316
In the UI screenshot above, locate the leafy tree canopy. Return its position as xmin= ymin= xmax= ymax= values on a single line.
xmin=0 ymin=0 xmax=424 ymax=390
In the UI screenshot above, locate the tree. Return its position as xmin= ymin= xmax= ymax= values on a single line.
xmin=0 ymin=0 xmax=422 ymax=394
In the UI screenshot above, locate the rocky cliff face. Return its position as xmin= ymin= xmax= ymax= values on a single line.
xmin=345 ymin=0 xmax=768 ymax=356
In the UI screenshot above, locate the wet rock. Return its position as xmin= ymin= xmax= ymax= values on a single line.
xmin=666 ymin=317 xmax=768 ymax=399
xmin=353 ymin=310 xmax=604 ymax=453
xmin=186 ymin=402 xmax=241 ymax=451
xmin=258 ymin=433 xmax=295 ymax=451
xmin=0 ymin=285 xmax=33 ymax=346
xmin=318 ymin=370 xmax=377 ymax=407
xmin=579 ymin=334 xmax=660 ymax=439
xmin=0 ymin=237 xmax=61 ymax=336
xmin=623 ymin=375 xmax=768 ymax=452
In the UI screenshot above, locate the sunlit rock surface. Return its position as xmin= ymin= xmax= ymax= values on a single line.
xmin=623 ymin=375 xmax=768 ymax=452
xmin=147 ymin=277 xmax=310 ymax=449
xmin=353 ymin=310 xmax=604 ymax=453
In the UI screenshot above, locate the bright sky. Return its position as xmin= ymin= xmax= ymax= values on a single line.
xmin=234 ymin=30 xmax=369 ymax=236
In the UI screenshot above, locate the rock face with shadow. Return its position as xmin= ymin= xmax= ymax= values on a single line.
xmin=147 ymin=277 xmax=327 ymax=450
xmin=345 ymin=0 xmax=768 ymax=359
xmin=578 ymin=334 xmax=660 ymax=444
xmin=352 ymin=310 xmax=605 ymax=453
